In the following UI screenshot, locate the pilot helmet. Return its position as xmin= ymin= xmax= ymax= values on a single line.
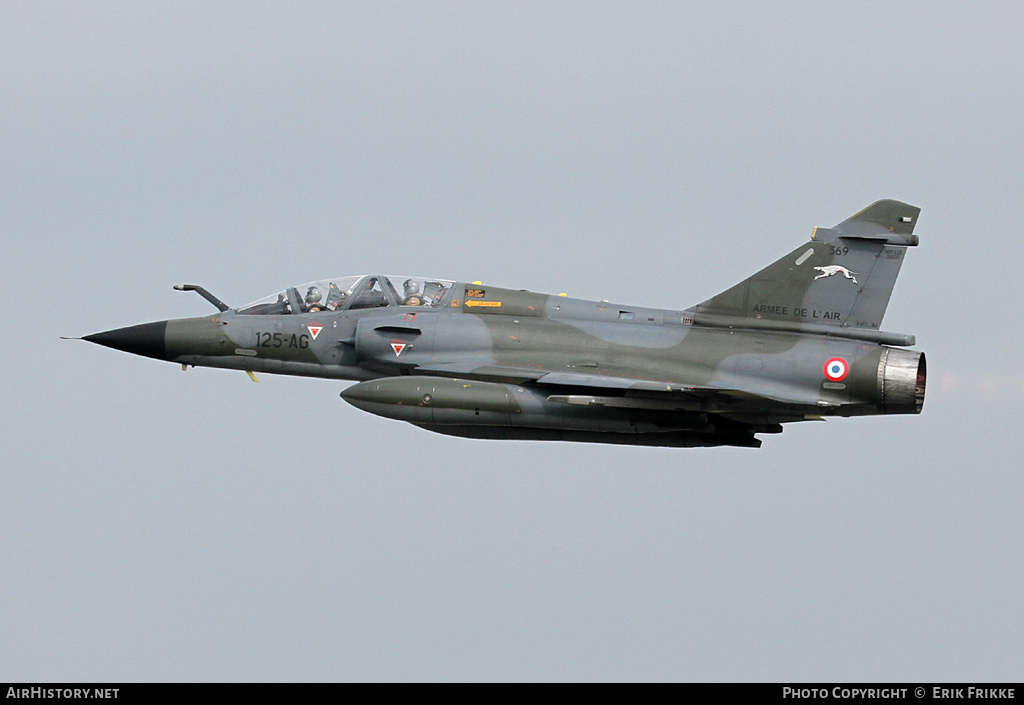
xmin=403 ymin=279 xmax=421 ymax=295
xmin=305 ymin=286 xmax=322 ymax=304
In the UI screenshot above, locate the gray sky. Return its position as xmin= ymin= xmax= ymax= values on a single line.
xmin=3 ymin=1 xmax=1022 ymax=681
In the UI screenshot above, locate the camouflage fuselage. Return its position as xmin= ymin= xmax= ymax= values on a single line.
xmin=129 ymin=281 xmax=925 ymax=448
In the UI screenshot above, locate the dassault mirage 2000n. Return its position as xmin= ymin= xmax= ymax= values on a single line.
xmin=79 ymin=200 xmax=926 ymax=448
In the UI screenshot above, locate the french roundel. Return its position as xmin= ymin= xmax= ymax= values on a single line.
xmin=823 ymin=357 xmax=849 ymax=382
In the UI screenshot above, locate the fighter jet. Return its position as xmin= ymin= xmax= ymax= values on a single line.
xmin=79 ymin=199 xmax=926 ymax=448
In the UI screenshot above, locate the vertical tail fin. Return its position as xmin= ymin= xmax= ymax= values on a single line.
xmin=695 ymin=200 xmax=920 ymax=330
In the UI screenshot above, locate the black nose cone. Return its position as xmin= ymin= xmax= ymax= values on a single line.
xmin=84 ymin=321 xmax=169 ymax=360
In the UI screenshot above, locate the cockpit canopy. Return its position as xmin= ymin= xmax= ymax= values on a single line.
xmin=237 ymin=275 xmax=455 ymax=315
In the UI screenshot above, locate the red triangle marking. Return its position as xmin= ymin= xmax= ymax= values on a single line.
xmin=307 ymin=324 xmax=323 ymax=340
xmin=391 ymin=341 xmax=406 ymax=356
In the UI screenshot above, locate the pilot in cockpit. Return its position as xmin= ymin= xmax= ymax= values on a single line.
xmin=402 ymin=279 xmax=423 ymax=306
xmin=305 ymin=285 xmax=325 ymax=312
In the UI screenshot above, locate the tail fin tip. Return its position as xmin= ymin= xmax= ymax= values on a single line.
xmin=834 ymin=199 xmax=921 ymax=242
